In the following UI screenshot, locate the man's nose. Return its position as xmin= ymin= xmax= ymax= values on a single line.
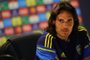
xmin=63 ymin=23 xmax=69 ymax=27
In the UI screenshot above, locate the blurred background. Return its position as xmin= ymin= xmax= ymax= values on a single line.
xmin=0 ymin=0 xmax=89 ymax=46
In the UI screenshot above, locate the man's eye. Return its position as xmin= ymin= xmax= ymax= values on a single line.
xmin=68 ymin=19 xmax=72 ymax=22
xmin=59 ymin=19 xmax=64 ymax=23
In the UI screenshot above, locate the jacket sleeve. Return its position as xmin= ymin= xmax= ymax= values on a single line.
xmin=36 ymin=33 xmax=58 ymax=60
xmin=78 ymin=26 xmax=90 ymax=58
xmin=82 ymin=31 xmax=90 ymax=58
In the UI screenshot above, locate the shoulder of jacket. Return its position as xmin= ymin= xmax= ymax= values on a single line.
xmin=78 ymin=26 xmax=87 ymax=32
xmin=78 ymin=26 xmax=90 ymax=41
xmin=43 ymin=32 xmax=54 ymax=49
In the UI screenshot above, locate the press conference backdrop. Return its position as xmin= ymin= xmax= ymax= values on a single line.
xmin=0 ymin=0 xmax=83 ymax=46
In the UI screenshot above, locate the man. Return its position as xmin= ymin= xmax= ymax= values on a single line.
xmin=36 ymin=2 xmax=90 ymax=60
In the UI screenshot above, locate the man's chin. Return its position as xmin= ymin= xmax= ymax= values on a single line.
xmin=61 ymin=34 xmax=69 ymax=38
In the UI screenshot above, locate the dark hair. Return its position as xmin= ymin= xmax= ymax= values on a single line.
xmin=46 ymin=2 xmax=79 ymax=36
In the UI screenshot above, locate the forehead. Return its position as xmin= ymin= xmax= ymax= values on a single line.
xmin=57 ymin=11 xmax=73 ymax=18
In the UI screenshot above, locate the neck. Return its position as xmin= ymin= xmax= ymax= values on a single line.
xmin=57 ymin=34 xmax=69 ymax=42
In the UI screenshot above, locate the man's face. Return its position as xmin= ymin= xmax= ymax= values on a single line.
xmin=55 ymin=11 xmax=74 ymax=39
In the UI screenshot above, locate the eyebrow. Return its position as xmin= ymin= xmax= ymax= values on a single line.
xmin=58 ymin=17 xmax=73 ymax=19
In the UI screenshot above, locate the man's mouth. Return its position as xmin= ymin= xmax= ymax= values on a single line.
xmin=61 ymin=29 xmax=69 ymax=32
